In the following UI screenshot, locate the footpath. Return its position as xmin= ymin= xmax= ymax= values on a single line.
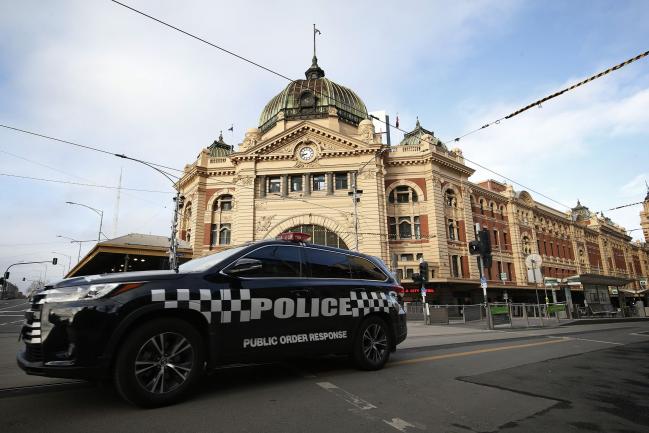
xmin=399 ymin=319 xmax=649 ymax=350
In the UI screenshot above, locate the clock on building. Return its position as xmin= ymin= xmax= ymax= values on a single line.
xmin=299 ymin=146 xmax=315 ymax=161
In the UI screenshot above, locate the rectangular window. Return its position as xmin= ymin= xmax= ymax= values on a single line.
xmin=304 ymin=248 xmax=350 ymax=279
xmin=507 ymin=263 xmax=513 ymax=281
xmin=503 ymin=232 xmax=509 ymax=249
xmin=416 ymin=253 xmax=423 ymax=260
xmin=398 ymin=217 xmax=412 ymax=239
xmin=397 ymin=269 xmax=404 ymax=281
xmin=349 ymin=256 xmax=386 ymax=281
xmin=312 ymin=174 xmax=325 ymax=191
xmin=210 ymin=224 xmax=218 ymax=246
xmin=414 ymin=216 xmax=421 ymax=239
xmin=400 ymin=254 xmax=414 ymax=261
xmin=406 ymin=268 xmax=414 ymax=279
xmin=451 ymin=255 xmax=460 ymax=278
xmin=549 ymin=242 xmax=554 ymax=257
xmin=219 ymin=223 xmax=231 ymax=245
xmin=448 ymin=219 xmax=456 ymax=240
xmin=493 ymin=230 xmax=499 ymax=246
xmin=290 ymin=175 xmax=302 ymax=192
xmin=388 ymin=217 xmax=396 ymax=238
xmin=268 ymin=177 xmax=281 ymax=193
xmin=334 ymin=173 xmax=348 ymax=190
xmin=396 ymin=186 xmax=410 ymax=203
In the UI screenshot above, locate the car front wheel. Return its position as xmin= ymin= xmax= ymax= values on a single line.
xmin=352 ymin=316 xmax=391 ymax=370
xmin=113 ymin=318 xmax=205 ymax=407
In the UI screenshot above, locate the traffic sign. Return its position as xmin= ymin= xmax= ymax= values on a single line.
xmin=500 ymin=272 xmax=507 ymax=281
xmin=480 ymin=277 xmax=487 ymax=289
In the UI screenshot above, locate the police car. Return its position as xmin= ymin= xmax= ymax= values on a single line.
xmin=17 ymin=233 xmax=407 ymax=407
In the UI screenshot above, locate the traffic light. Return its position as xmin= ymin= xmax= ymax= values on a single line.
xmin=52 ymin=257 xmax=58 ymax=265
xmin=419 ymin=261 xmax=429 ymax=283
xmin=483 ymin=254 xmax=493 ymax=269
xmin=479 ymin=228 xmax=492 ymax=255
xmin=468 ymin=240 xmax=481 ymax=255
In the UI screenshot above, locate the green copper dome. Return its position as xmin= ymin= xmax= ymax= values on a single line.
xmin=399 ymin=118 xmax=447 ymax=150
xmin=258 ymin=58 xmax=368 ymax=133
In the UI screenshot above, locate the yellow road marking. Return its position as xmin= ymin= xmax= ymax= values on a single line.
xmin=391 ymin=338 xmax=569 ymax=366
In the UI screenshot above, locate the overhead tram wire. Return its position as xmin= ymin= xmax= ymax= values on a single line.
xmin=111 ymin=1 xmax=648 ymax=214
xmin=0 ymin=123 xmax=184 ymax=175
xmin=0 ymin=173 xmax=171 ymax=193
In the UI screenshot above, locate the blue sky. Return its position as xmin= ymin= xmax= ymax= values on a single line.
xmin=1 ymin=0 xmax=648 ymax=290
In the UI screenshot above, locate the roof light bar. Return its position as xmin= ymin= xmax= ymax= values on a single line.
xmin=277 ymin=232 xmax=311 ymax=242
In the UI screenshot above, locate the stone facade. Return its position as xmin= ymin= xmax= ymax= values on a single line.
xmin=177 ymin=61 xmax=649 ymax=304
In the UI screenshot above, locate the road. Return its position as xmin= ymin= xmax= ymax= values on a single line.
xmin=0 ymin=299 xmax=648 ymax=432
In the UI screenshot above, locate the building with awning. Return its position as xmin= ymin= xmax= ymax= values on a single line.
xmin=66 ymin=234 xmax=193 ymax=277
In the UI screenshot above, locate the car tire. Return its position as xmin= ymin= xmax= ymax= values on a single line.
xmin=113 ymin=317 xmax=205 ymax=408
xmin=352 ymin=316 xmax=391 ymax=370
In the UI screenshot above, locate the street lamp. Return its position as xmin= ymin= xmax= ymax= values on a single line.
xmin=65 ymin=201 xmax=104 ymax=242
xmin=56 ymin=235 xmax=95 ymax=262
xmin=52 ymin=251 xmax=72 ymax=275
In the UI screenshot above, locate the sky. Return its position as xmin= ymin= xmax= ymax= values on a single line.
xmin=1 ymin=0 xmax=648 ymax=291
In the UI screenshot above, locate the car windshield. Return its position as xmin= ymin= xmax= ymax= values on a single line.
xmin=178 ymin=246 xmax=246 ymax=272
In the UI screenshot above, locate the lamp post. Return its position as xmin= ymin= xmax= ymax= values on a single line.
xmin=65 ymin=201 xmax=104 ymax=242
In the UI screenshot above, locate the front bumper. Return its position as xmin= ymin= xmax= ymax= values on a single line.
xmin=17 ymin=295 xmax=120 ymax=379
xmin=16 ymin=349 xmax=102 ymax=380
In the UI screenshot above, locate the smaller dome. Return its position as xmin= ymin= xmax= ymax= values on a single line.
xmin=207 ymin=132 xmax=233 ymax=157
xmin=399 ymin=118 xmax=447 ymax=150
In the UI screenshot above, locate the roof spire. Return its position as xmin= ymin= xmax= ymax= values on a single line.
xmin=416 ymin=116 xmax=420 ymax=128
xmin=305 ymin=24 xmax=325 ymax=79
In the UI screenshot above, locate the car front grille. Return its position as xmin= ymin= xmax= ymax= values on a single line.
xmin=22 ymin=293 xmax=45 ymax=361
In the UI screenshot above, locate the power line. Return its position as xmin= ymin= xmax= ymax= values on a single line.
xmin=607 ymin=201 xmax=644 ymax=211
xmin=0 ymin=123 xmax=184 ymax=174
xmin=0 ymin=172 xmax=172 ymax=193
xmin=110 ymin=1 xmax=648 ymax=213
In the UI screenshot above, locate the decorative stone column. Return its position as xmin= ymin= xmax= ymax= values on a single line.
xmin=303 ymin=173 xmax=311 ymax=196
xmin=258 ymin=175 xmax=266 ymax=198
xmin=326 ymin=172 xmax=334 ymax=195
xmin=281 ymin=175 xmax=288 ymax=197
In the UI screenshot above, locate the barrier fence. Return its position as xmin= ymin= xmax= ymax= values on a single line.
xmin=403 ymin=302 xmax=570 ymax=329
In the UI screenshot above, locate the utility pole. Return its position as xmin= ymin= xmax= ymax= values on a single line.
xmin=348 ymin=172 xmax=362 ymax=251
xmin=169 ymin=191 xmax=183 ymax=272
xmin=113 ymin=167 xmax=122 ymax=238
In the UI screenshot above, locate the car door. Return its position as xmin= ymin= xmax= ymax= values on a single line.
xmin=300 ymin=247 xmax=358 ymax=354
xmin=217 ymin=244 xmax=316 ymax=361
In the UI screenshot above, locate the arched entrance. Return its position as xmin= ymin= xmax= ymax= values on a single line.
xmin=283 ymin=224 xmax=349 ymax=249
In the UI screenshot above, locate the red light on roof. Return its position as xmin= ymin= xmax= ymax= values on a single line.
xmin=277 ymin=232 xmax=311 ymax=242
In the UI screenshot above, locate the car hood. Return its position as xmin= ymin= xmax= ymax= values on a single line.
xmin=55 ymin=270 xmax=187 ymax=288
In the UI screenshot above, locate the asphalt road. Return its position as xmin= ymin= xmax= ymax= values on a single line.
xmin=0 ymin=299 xmax=28 ymax=334
xmin=1 ymin=317 xmax=648 ymax=433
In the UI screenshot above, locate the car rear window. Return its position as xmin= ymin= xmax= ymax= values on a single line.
xmin=349 ymin=256 xmax=387 ymax=281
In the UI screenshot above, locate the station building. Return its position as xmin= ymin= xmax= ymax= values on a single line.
xmin=176 ymin=55 xmax=649 ymax=309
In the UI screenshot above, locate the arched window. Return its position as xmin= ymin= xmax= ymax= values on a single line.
xmin=398 ymin=217 xmax=412 ymax=239
xmin=479 ymin=199 xmax=485 ymax=214
xmin=445 ymin=189 xmax=456 ymax=207
xmin=283 ymin=224 xmax=348 ymax=249
xmin=489 ymin=202 xmax=495 ymax=217
xmin=213 ymin=194 xmax=233 ymax=211
xmin=389 ymin=185 xmax=418 ymax=203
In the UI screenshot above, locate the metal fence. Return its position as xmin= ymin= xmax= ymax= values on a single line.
xmin=404 ymin=302 xmax=569 ymax=329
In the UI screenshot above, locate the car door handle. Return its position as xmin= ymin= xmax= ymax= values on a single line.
xmin=290 ymin=289 xmax=311 ymax=297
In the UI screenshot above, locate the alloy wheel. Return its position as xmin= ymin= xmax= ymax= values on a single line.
xmin=134 ymin=332 xmax=194 ymax=394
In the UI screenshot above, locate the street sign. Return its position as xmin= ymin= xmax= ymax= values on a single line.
xmin=525 ymin=253 xmax=542 ymax=269
xmin=500 ymin=272 xmax=507 ymax=281
xmin=480 ymin=277 xmax=487 ymax=289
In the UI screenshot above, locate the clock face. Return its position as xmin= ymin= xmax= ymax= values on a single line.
xmin=299 ymin=146 xmax=315 ymax=161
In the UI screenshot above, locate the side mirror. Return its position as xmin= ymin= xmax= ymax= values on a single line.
xmin=226 ymin=258 xmax=262 ymax=275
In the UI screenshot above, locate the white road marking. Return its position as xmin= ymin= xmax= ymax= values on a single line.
xmin=0 ymin=302 xmax=28 ymax=311
xmin=0 ymin=315 xmax=25 ymax=317
xmin=630 ymin=332 xmax=649 ymax=337
xmin=0 ymin=320 xmax=25 ymax=326
xmin=559 ymin=336 xmax=623 ymax=345
xmin=384 ymin=418 xmax=417 ymax=432
xmin=316 ymin=381 xmax=423 ymax=431
xmin=316 ymin=381 xmax=376 ymax=410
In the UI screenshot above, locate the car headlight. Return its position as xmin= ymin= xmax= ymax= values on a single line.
xmin=43 ymin=283 xmax=121 ymax=302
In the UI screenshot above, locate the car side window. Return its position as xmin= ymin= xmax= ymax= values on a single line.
xmin=233 ymin=245 xmax=303 ymax=278
xmin=304 ymin=248 xmax=351 ymax=279
xmin=349 ymin=256 xmax=387 ymax=281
